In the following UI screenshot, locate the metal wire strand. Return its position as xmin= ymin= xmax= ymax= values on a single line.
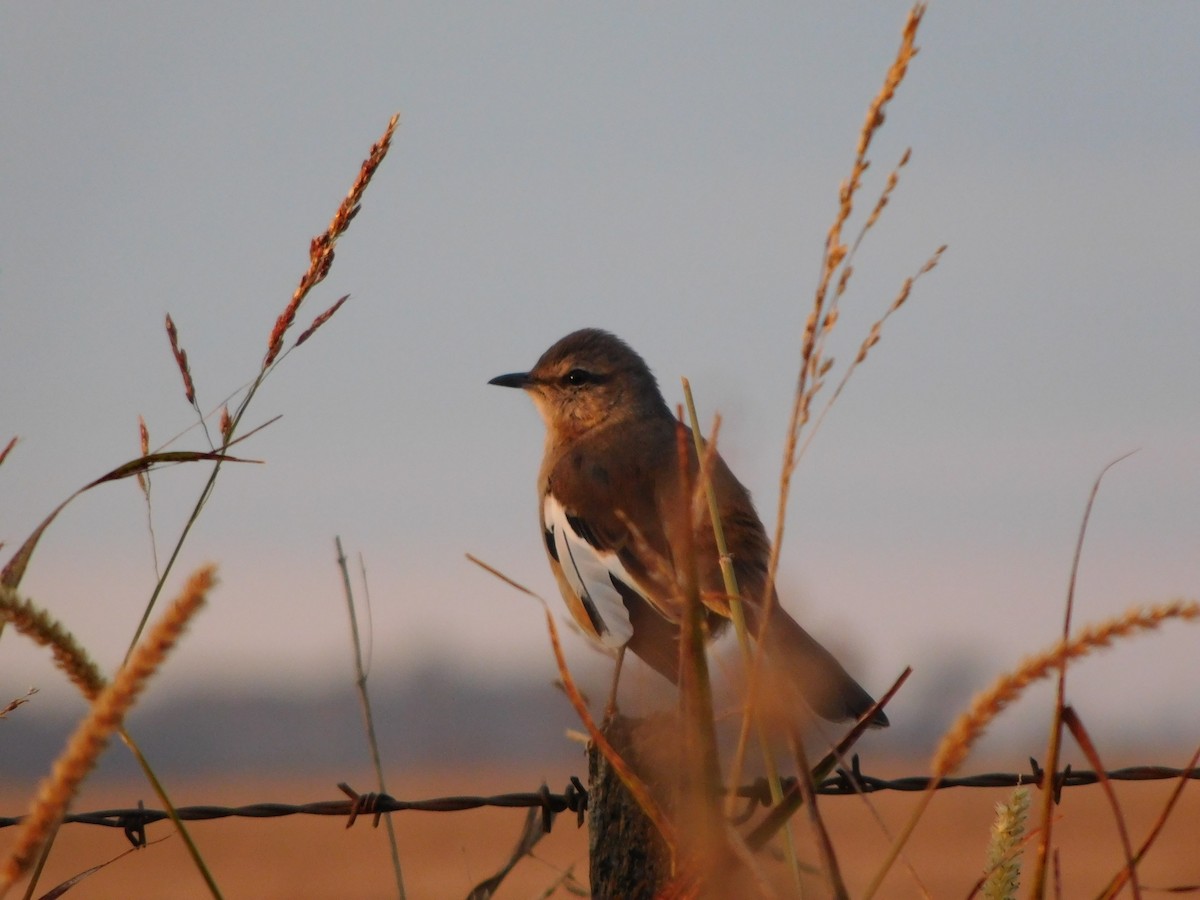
xmin=0 ymin=764 xmax=1193 ymax=850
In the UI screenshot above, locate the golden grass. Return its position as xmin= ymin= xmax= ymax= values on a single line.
xmin=933 ymin=600 xmax=1200 ymax=779
xmin=760 ymin=2 xmax=934 ymax=693
xmin=264 ymin=116 xmax=398 ymax=368
xmin=3 ymin=2 xmax=1194 ymax=894
xmin=0 ymin=113 xmax=399 ymax=898
xmin=0 ymin=588 xmax=106 ymax=702
xmin=862 ymin=600 xmax=1200 ymax=898
xmin=0 ymin=566 xmax=214 ymax=894
xmin=1100 ymin=742 xmax=1200 ymax=898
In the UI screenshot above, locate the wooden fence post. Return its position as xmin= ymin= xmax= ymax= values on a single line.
xmin=586 ymin=715 xmax=670 ymax=898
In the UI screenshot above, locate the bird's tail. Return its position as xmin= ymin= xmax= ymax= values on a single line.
xmin=748 ymin=601 xmax=889 ymax=728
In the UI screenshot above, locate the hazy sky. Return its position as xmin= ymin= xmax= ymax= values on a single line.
xmin=2 ymin=4 xmax=1197 ymax=749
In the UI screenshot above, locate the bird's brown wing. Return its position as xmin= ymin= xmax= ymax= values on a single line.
xmin=539 ymin=420 xmax=693 ymax=673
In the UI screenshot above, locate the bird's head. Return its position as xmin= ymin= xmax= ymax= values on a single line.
xmin=489 ymin=328 xmax=669 ymax=437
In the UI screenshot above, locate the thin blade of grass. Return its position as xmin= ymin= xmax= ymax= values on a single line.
xmin=1059 ymin=707 xmax=1139 ymax=899
xmin=1098 ymin=742 xmax=1200 ymax=899
xmin=746 ymin=666 xmax=909 ymax=850
xmin=1 ymin=451 xmax=255 ymax=591
xmin=669 ymin=410 xmax=729 ymax=883
xmin=115 ymin=729 xmax=220 ymax=900
xmin=867 ymin=602 xmax=1199 ymax=900
xmin=0 ymin=436 xmax=17 ymax=468
xmin=680 ymin=382 xmax=805 ymax=891
xmin=35 ymin=836 xmax=171 ymax=900
xmin=335 ymin=537 xmax=406 ymax=899
xmin=1031 ymin=451 xmax=1136 ymax=898
xmin=465 ymin=807 xmax=545 ymax=899
xmin=934 ymin=601 xmax=1199 ymax=781
xmin=790 ymin=733 xmax=848 ymax=899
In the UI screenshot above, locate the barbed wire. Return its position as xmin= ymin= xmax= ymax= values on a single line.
xmin=1 ymin=760 xmax=1194 ymax=850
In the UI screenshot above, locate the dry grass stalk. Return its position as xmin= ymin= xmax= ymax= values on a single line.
xmin=863 ymin=148 xmax=911 ymax=233
xmin=127 ymin=119 xmax=396 ymax=655
xmin=794 ymin=244 xmax=945 ymax=467
xmin=669 ymin=412 xmax=733 ymax=887
xmin=830 ymin=147 xmax=913 ymax=312
xmin=808 ymin=3 xmax=925 ymax=375
xmin=264 ymin=114 xmax=399 ymax=367
xmin=679 ymin=389 xmax=807 ymax=890
xmin=790 ymin=733 xmax=849 ymax=898
xmin=1031 ymin=450 xmax=1136 ymax=898
xmin=762 ymin=4 xmax=929 ymax=666
xmin=334 ymin=537 xmax=407 ymax=899
xmin=933 ymin=599 xmax=1199 ymax=778
xmin=866 ymin=600 xmax=1199 ymax=899
xmin=671 ymin=413 xmax=717 ymax=756
xmin=164 ymin=313 xmax=196 ymax=405
xmin=0 ymin=566 xmax=214 ymax=894
xmin=1060 ymin=707 xmax=1140 ymax=898
xmin=749 ymin=667 xmax=910 ymax=841
xmin=859 ymin=245 xmax=945 ymax=359
xmin=0 ymin=587 xmax=106 ymax=701
xmin=0 ymin=436 xmax=16 ymax=468
xmin=1099 ymin=742 xmax=1200 ymax=899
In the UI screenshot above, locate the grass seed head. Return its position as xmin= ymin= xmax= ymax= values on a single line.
xmin=164 ymin=314 xmax=196 ymax=405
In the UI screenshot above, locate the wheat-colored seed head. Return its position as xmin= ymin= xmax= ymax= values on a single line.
xmin=0 ymin=588 xmax=106 ymax=701
xmin=0 ymin=566 xmax=215 ymax=892
xmin=264 ymin=115 xmax=399 ymax=368
xmin=933 ymin=600 xmax=1199 ymax=777
xmin=164 ymin=313 xmax=195 ymax=405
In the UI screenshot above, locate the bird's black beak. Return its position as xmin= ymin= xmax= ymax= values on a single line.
xmin=488 ymin=371 xmax=531 ymax=389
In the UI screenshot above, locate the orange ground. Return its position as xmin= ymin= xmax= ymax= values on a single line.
xmin=2 ymin=764 xmax=1197 ymax=898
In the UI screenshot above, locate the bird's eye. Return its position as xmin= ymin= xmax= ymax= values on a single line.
xmin=564 ymin=368 xmax=593 ymax=386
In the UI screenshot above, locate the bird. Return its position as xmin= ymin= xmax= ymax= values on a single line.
xmin=489 ymin=328 xmax=887 ymax=727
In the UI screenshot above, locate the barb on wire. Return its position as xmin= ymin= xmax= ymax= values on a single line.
xmin=0 ymin=763 xmax=1194 ymax=850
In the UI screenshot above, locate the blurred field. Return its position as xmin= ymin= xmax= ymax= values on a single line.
xmin=2 ymin=760 xmax=1197 ymax=898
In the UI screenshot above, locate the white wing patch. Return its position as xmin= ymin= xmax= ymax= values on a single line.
xmin=543 ymin=494 xmax=637 ymax=650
